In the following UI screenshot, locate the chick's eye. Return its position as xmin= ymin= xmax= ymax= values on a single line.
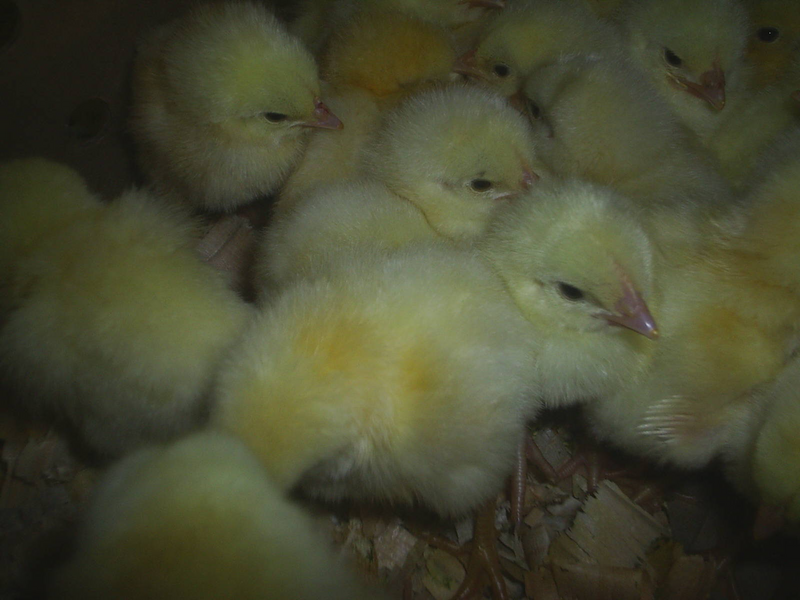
xmin=557 ymin=282 xmax=585 ymax=301
xmin=664 ymin=48 xmax=682 ymax=67
xmin=493 ymin=63 xmax=511 ymax=77
xmin=757 ymin=27 xmax=780 ymax=42
xmin=526 ymin=99 xmax=541 ymax=120
xmin=263 ymin=112 xmax=288 ymax=123
xmin=469 ymin=178 xmax=493 ymax=192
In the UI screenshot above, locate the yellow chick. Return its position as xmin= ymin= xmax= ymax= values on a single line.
xmin=518 ymin=55 xmax=733 ymax=258
xmin=744 ymin=0 xmax=800 ymax=88
xmin=130 ymin=2 xmax=342 ymax=213
xmin=0 ymin=159 xmax=253 ymax=457
xmin=214 ymin=242 xmax=541 ymax=517
xmin=707 ymin=51 xmax=800 ymax=189
xmin=291 ymin=0 xmax=503 ymax=55
xmin=276 ymin=10 xmax=458 ymax=211
xmin=620 ymin=0 xmax=751 ymax=140
xmin=745 ymin=357 xmax=800 ymax=525
xmin=50 ymin=432 xmax=383 ymax=600
xmin=218 ymin=180 xmax=661 ymax=520
xmin=479 ymin=178 xmax=660 ymax=406
xmin=583 ymin=143 xmax=800 ymax=469
xmin=461 ymin=0 xmax=626 ymax=97
xmin=262 ymin=84 xmax=542 ymax=287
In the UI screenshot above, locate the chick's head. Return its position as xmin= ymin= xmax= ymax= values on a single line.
xmin=624 ymin=0 xmax=749 ymax=120
xmin=365 ymin=85 xmax=543 ymax=240
xmin=745 ymin=0 xmax=800 ymax=87
xmin=481 ymin=179 xmax=659 ymax=402
xmin=160 ymin=2 xmax=340 ymax=149
xmin=0 ymin=159 xmax=97 ymax=276
xmin=463 ymin=0 xmax=621 ymax=97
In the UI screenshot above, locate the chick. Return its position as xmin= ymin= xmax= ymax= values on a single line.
xmin=745 ymin=358 xmax=800 ymax=525
xmin=276 ymin=10 xmax=458 ymax=210
xmin=291 ymin=0 xmax=502 ymax=56
xmin=479 ymin=178 xmax=660 ymax=406
xmin=263 ymin=84 xmax=542 ymax=287
xmin=518 ymin=55 xmax=733 ymax=258
xmin=461 ymin=0 xmax=626 ymax=97
xmin=260 ymin=179 xmax=440 ymax=290
xmin=744 ymin=0 xmax=800 ymax=88
xmin=130 ymin=2 xmax=342 ymax=212
xmin=50 ymin=432 xmax=382 ymax=600
xmin=0 ymin=159 xmax=253 ymax=457
xmin=582 ymin=145 xmax=800 ymax=469
xmin=215 ymin=243 xmax=541 ymax=517
xmin=707 ymin=51 xmax=800 ymax=189
xmin=620 ymin=0 xmax=751 ymax=139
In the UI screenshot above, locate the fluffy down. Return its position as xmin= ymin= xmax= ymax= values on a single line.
xmin=479 ymin=178 xmax=660 ymax=406
xmin=49 ymin=432 xmax=383 ymax=600
xmin=620 ymin=0 xmax=751 ymax=140
xmin=130 ymin=1 xmax=341 ymax=212
xmin=0 ymin=159 xmax=253 ymax=457
xmin=214 ymin=243 xmax=540 ymax=517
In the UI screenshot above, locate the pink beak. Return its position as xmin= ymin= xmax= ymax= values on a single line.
xmin=302 ymin=98 xmax=343 ymax=130
xmin=522 ymin=169 xmax=538 ymax=189
xmin=680 ymin=62 xmax=726 ymax=111
xmin=453 ymin=49 xmax=485 ymax=79
xmin=596 ymin=276 xmax=659 ymax=339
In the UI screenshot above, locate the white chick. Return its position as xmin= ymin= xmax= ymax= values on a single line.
xmin=50 ymin=431 xmax=383 ymax=600
xmin=620 ymin=0 xmax=751 ymax=140
xmin=519 ymin=55 xmax=734 ymax=259
xmin=0 ymin=159 xmax=253 ymax=457
xmin=130 ymin=2 xmax=342 ymax=212
xmin=261 ymin=84 xmax=542 ymax=288
xmin=461 ymin=0 xmax=626 ymax=97
xmin=479 ymin=178 xmax=660 ymax=406
xmin=743 ymin=0 xmax=800 ymax=88
xmin=214 ymin=242 xmax=541 ymax=517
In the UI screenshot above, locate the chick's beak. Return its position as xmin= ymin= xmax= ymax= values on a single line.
xmin=508 ymin=90 xmax=527 ymax=113
xmin=522 ymin=168 xmax=538 ymax=189
xmin=674 ymin=62 xmax=726 ymax=111
xmin=597 ymin=277 xmax=659 ymax=340
xmin=453 ymin=49 xmax=485 ymax=79
xmin=302 ymin=98 xmax=343 ymax=130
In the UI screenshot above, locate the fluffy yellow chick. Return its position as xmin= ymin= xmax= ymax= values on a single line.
xmin=219 ymin=179 xmax=660 ymax=518
xmin=276 ymin=10 xmax=458 ymax=210
xmin=291 ymin=0 xmax=502 ymax=55
xmin=744 ymin=0 xmax=800 ymax=88
xmin=707 ymin=51 xmax=800 ymax=189
xmin=0 ymin=159 xmax=253 ymax=457
xmin=263 ymin=84 xmax=542 ymax=287
xmin=130 ymin=2 xmax=342 ymax=212
xmin=518 ymin=55 xmax=733 ymax=258
xmin=214 ymin=243 xmax=541 ymax=516
xmin=620 ymin=0 xmax=751 ymax=139
xmin=461 ymin=0 xmax=626 ymax=97
xmin=744 ymin=357 xmax=800 ymax=525
xmin=583 ymin=144 xmax=800 ymax=469
xmin=480 ymin=178 xmax=660 ymax=406
xmin=50 ymin=432 xmax=383 ymax=600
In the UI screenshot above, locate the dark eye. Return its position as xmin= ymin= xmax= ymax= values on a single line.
xmin=526 ymin=99 xmax=541 ymax=120
xmin=263 ymin=112 xmax=288 ymax=123
xmin=492 ymin=63 xmax=511 ymax=77
xmin=757 ymin=27 xmax=780 ymax=42
xmin=558 ymin=282 xmax=585 ymax=301
xmin=664 ymin=48 xmax=682 ymax=67
xmin=469 ymin=178 xmax=493 ymax=192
